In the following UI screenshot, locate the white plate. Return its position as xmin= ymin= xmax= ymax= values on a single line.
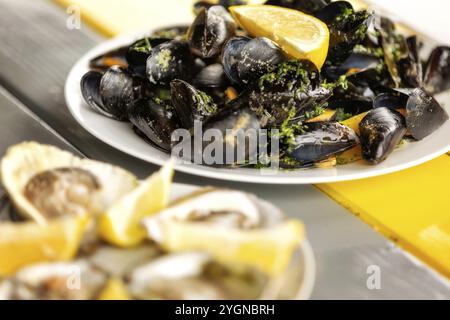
xmin=170 ymin=183 xmax=316 ymax=300
xmin=65 ymin=29 xmax=450 ymax=184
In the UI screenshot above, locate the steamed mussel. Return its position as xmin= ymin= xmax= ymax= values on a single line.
xmin=81 ymin=66 xmax=139 ymax=120
xmin=359 ymin=107 xmax=406 ymax=164
xmin=79 ymin=1 xmax=450 ymax=169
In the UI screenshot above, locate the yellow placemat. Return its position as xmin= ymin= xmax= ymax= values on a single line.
xmin=56 ymin=0 xmax=450 ymax=278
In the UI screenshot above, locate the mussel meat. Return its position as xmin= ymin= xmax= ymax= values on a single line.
xmin=405 ymin=88 xmax=449 ymax=140
xmin=81 ymin=66 xmax=137 ymax=120
xmin=424 ymin=46 xmax=450 ymax=95
xmin=146 ymin=40 xmax=195 ymax=86
xmin=288 ymin=122 xmax=359 ymax=163
xmin=171 ymin=79 xmax=219 ymax=128
xmin=188 ymin=5 xmax=236 ymax=59
xmin=89 ymin=46 xmax=129 ymax=71
xmin=128 ymin=98 xmax=180 ymax=151
xmin=359 ymin=107 xmax=406 ymax=164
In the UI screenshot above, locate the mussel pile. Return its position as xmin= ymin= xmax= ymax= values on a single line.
xmin=80 ymin=0 xmax=450 ymax=168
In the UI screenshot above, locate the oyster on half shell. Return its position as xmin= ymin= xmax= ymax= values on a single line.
xmin=0 ymin=142 xmax=138 ymax=224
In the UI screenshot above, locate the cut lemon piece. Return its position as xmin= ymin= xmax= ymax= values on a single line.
xmin=151 ymin=219 xmax=305 ymax=276
xmin=229 ymin=5 xmax=330 ymax=69
xmin=97 ymin=161 xmax=174 ymax=247
xmin=98 ymin=277 xmax=130 ymax=300
xmin=0 ymin=215 xmax=88 ymax=276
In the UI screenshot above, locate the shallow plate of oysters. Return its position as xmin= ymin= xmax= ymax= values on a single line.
xmin=66 ymin=1 xmax=450 ymax=184
xmin=0 ymin=142 xmax=315 ymax=300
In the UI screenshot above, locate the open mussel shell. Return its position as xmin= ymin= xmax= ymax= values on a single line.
xmin=128 ymin=99 xmax=180 ymax=151
xmin=266 ymin=0 xmax=331 ymax=14
xmin=89 ymin=46 xmax=129 ymax=71
xmin=188 ymin=5 xmax=236 ymax=59
xmin=170 ymin=79 xmax=219 ymax=128
xmin=222 ymin=36 xmax=250 ymax=85
xmin=146 ymin=40 xmax=195 ymax=86
xmin=397 ymin=36 xmax=423 ymax=88
xmin=324 ymin=52 xmax=380 ymax=81
xmin=288 ymin=122 xmax=359 ymax=164
xmin=201 ymin=104 xmax=261 ymax=166
xmin=314 ymin=0 xmax=353 ymax=25
xmin=424 ymin=46 xmax=450 ymax=95
xmin=193 ymin=63 xmax=229 ymax=88
xmin=126 ymin=37 xmax=171 ymax=78
xmin=405 ymin=88 xmax=449 ymax=140
xmin=359 ymin=107 xmax=406 ymax=164
xmin=81 ymin=66 xmax=136 ymax=121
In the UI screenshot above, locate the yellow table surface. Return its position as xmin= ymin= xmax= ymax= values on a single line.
xmin=56 ymin=0 xmax=450 ymax=278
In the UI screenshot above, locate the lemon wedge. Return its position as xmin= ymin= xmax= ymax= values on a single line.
xmin=98 ymin=278 xmax=130 ymax=300
xmin=151 ymin=219 xmax=305 ymax=276
xmin=97 ymin=161 xmax=174 ymax=247
xmin=0 ymin=215 xmax=88 ymax=276
xmin=229 ymin=5 xmax=330 ymax=69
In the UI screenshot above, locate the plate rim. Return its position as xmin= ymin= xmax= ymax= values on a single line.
xmin=65 ymin=28 xmax=450 ymax=185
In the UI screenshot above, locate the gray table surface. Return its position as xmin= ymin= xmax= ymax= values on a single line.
xmin=0 ymin=0 xmax=448 ymax=299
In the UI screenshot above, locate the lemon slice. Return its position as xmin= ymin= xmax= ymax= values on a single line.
xmin=151 ymin=219 xmax=305 ymax=276
xmin=98 ymin=278 xmax=130 ymax=300
xmin=229 ymin=5 xmax=330 ymax=69
xmin=0 ymin=215 xmax=88 ymax=276
xmin=97 ymin=161 xmax=174 ymax=247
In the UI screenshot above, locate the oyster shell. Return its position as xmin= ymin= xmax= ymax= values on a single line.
xmin=143 ymin=188 xmax=284 ymax=242
xmin=1 ymin=142 xmax=138 ymax=224
xmin=128 ymin=252 xmax=267 ymax=300
xmin=0 ymin=260 xmax=107 ymax=300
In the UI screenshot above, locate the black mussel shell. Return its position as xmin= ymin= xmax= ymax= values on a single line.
xmin=250 ymin=60 xmax=331 ymax=127
xmin=318 ymin=2 xmax=370 ymax=64
xmin=288 ymin=122 xmax=359 ymax=163
xmin=222 ymin=36 xmax=251 ymax=85
xmin=236 ymin=37 xmax=285 ymax=85
xmin=266 ymin=0 xmax=331 ymax=14
xmin=314 ymin=1 xmax=353 ymax=25
xmin=424 ymin=46 xmax=450 ymax=95
xmin=193 ymin=63 xmax=229 ymax=88
xmin=81 ymin=66 xmax=136 ymax=121
xmin=201 ymin=105 xmax=261 ymax=166
xmin=373 ymin=91 xmax=408 ymax=110
xmin=89 ymin=46 xmax=129 ymax=71
xmin=146 ymin=40 xmax=195 ymax=86
xmin=0 ymin=193 xmax=25 ymax=222
xmin=81 ymin=71 xmax=106 ymax=115
xmin=379 ymin=17 xmax=409 ymax=87
xmin=398 ymin=36 xmax=422 ymax=88
xmin=126 ymin=37 xmax=171 ymax=77
xmin=359 ymin=107 xmax=406 ymax=164
xmin=188 ymin=5 xmax=236 ymax=59
xmin=405 ymin=88 xmax=449 ymax=140
xmin=171 ymin=79 xmax=219 ymax=128
xmin=128 ymin=99 xmax=179 ymax=151
xmin=99 ymin=66 xmax=136 ymax=120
